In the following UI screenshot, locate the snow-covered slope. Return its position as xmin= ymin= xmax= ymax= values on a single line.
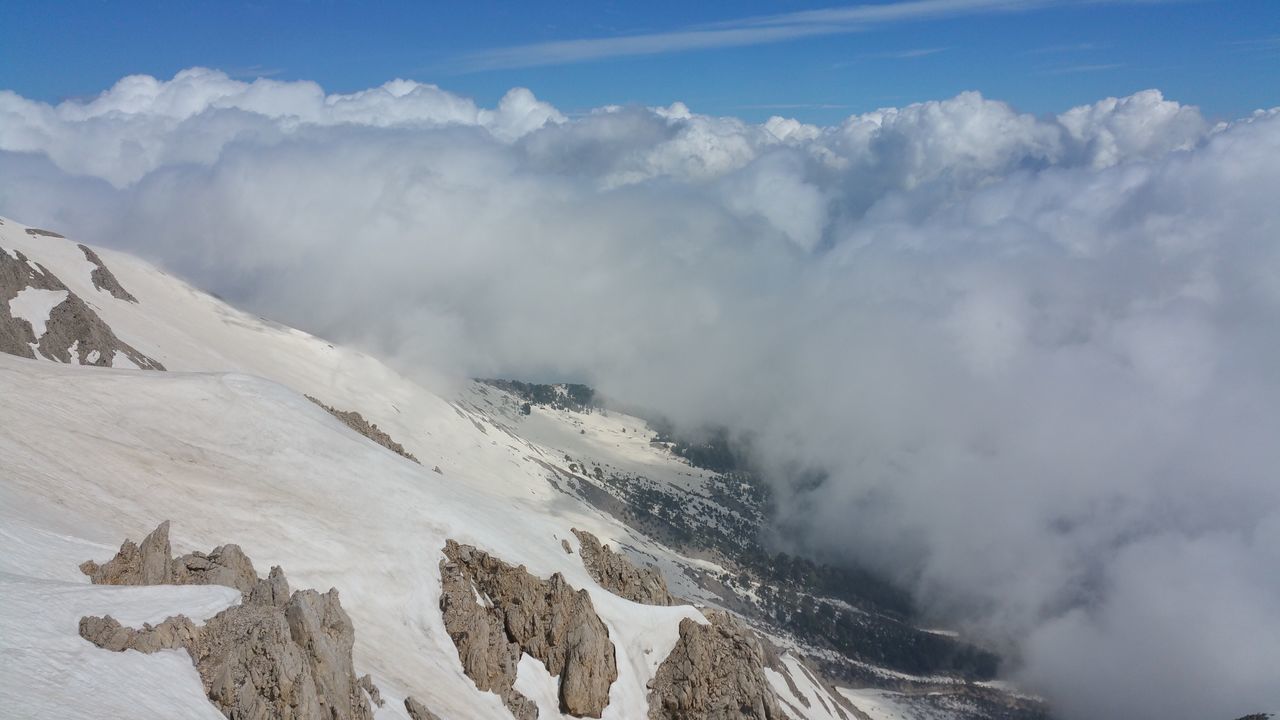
xmin=0 ymin=215 xmax=1003 ymax=720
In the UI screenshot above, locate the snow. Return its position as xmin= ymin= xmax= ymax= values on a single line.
xmin=0 ymin=507 xmax=241 ymax=720
xmin=836 ymin=688 xmax=920 ymax=720
xmin=7 ymin=287 xmax=68 ymax=339
xmin=112 ymin=349 xmax=139 ymax=369
xmin=0 ymin=354 xmax=710 ymax=718
xmin=0 ymin=209 xmax=718 ymax=719
xmin=0 ymin=214 xmax=928 ymax=720
xmin=764 ymin=653 xmax=851 ymax=720
xmin=513 ymin=655 xmax=566 ymax=719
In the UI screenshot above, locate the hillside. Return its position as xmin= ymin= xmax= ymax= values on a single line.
xmin=0 ymin=215 xmax=1043 ymax=719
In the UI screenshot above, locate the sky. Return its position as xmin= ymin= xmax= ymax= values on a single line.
xmin=2 ymin=0 xmax=1277 ymax=123
xmin=2 ymin=3 xmax=1280 ymax=720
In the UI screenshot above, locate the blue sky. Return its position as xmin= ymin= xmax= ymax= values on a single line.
xmin=2 ymin=0 xmax=1277 ymax=123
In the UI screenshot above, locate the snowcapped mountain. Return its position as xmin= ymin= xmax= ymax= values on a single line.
xmin=0 ymin=215 xmax=1040 ymax=719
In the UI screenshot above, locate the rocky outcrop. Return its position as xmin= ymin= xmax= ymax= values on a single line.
xmin=439 ymin=540 xmax=618 ymax=719
xmin=1 ymin=243 xmax=163 ymax=369
xmin=306 ymin=395 xmax=419 ymax=464
xmin=572 ymin=529 xmax=674 ymax=606
xmin=80 ymin=520 xmax=258 ymax=594
xmin=78 ymin=523 xmax=375 ymax=720
xmin=647 ymin=609 xmax=783 ymax=720
xmin=38 ymin=292 xmax=165 ymax=369
xmin=1 ymin=246 xmax=65 ymax=359
xmin=404 ymin=696 xmax=443 ymax=720
xmin=358 ymin=674 xmax=384 ymax=707
xmin=79 ymin=244 xmax=138 ymax=302
xmin=25 ymin=227 xmax=65 ymax=238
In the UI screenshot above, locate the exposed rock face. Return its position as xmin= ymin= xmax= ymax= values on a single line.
xmin=80 ymin=520 xmax=258 ymax=594
xmin=79 ymin=244 xmax=138 ymax=302
xmin=647 ymin=609 xmax=783 ymax=720
xmin=1 ymin=246 xmax=65 ymax=359
xmin=572 ymin=529 xmax=674 ymax=606
xmin=306 ymin=395 xmax=420 ymax=464
xmin=1 ymin=243 xmax=164 ymax=369
xmin=404 ymin=696 xmax=443 ymax=720
xmin=25 ymin=227 xmax=65 ymax=238
xmin=78 ymin=522 xmax=374 ymax=720
xmin=358 ymin=674 xmax=384 ymax=707
xmin=439 ymin=539 xmax=618 ymax=719
xmin=39 ymin=292 xmax=166 ymax=369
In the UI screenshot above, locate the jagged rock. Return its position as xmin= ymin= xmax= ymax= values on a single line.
xmin=83 ymin=520 xmax=174 ymax=585
xmin=173 ymin=543 xmax=260 ymax=593
xmin=647 ymin=609 xmax=783 ymax=720
xmin=249 ymin=565 xmax=292 ymax=607
xmin=572 ymin=529 xmax=674 ymax=606
xmin=79 ymin=244 xmax=138 ymax=302
xmin=78 ymin=523 xmax=374 ymax=720
xmin=285 ymin=588 xmax=364 ymax=718
xmin=79 ymin=613 xmax=200 ymax=653
xmin=82 ymin=521 xmax=257 ymax=593
xmin=562 ymin=539 xmax=573 ymax=554
xmin=439 ymin=539 xmax=618 ymax=718
xmin=358 ymin=674 xmax=384 ymax=707
xmin=306 ymin=395 xmax=420 ymax=464
xmin=404 ymin=696 xmax=443 ymax=720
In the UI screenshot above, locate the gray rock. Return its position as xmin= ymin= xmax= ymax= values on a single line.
xmin=82 ymin=520 xmax=174 ymax=586
xmin=306 ymin=395 xmax=420 ymax=464
xmin=249 ymin=565 xmax=293 ymax=607
xmin=24 ymin=227 xmax=65 ymax=238
xmin=404 ymin=696 xmax=443 ymax=720
xmin=0 ymin=244 xmax=163 ymax=369
xmin=78 ymin=244 xmax=138 ymax=302
xmin=38 ymin=292 xmax=165 ymax=369
xmin=173 ymin=544 xmax=260 ymax=594
xmin=77 ymin=523 xmax=374 ymax=720
xmin=647 ymin=609 xmax=783 ymax=720
xmin=1 ymin=246 xmax=65 ymax=360
xmin=440 ymin=539 xmax=618 ymax=718
xmin=358 ymin=674 xmax=384 ymax=707
xmin=572 ymin=529 xmax=674 ymax=606
xmin=82 ymin=521 xmax=256 ymax=593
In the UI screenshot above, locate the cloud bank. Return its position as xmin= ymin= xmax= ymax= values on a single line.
xmin=2 ymin=68 xmax=1279 ymax=720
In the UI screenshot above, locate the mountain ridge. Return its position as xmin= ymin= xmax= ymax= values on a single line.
xmin=0 ymin=214 xmax=1044 ymax=720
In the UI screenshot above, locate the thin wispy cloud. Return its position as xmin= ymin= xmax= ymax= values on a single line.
xmin=1226 ymin=35 xmax=1280 ymax=57
xmin=444 ymin=0 xmax=1182 ymax=72
xmin=831 ymin=46 xmax=950 ymax=68
xmin=1026 ymin=41 xmax=1103 ymax=54
xmin=863 ymin=46 xmax=951 ymax=60
xmin=1040 ymin=62 xmax=1125 ymax=74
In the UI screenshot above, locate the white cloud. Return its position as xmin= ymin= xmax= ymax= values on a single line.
xmin=2 ymin=68 xmax=1279 ymax=720
xmin=447 ymin=0 xmax=1184 ymax=71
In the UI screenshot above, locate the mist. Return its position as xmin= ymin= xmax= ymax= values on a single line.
xmin=2 ymin=68 xmax=1278 ymax=719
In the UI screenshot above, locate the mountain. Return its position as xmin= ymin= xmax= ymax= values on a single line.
xmin=0 ymin=214 xmax=1044 ymax=719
